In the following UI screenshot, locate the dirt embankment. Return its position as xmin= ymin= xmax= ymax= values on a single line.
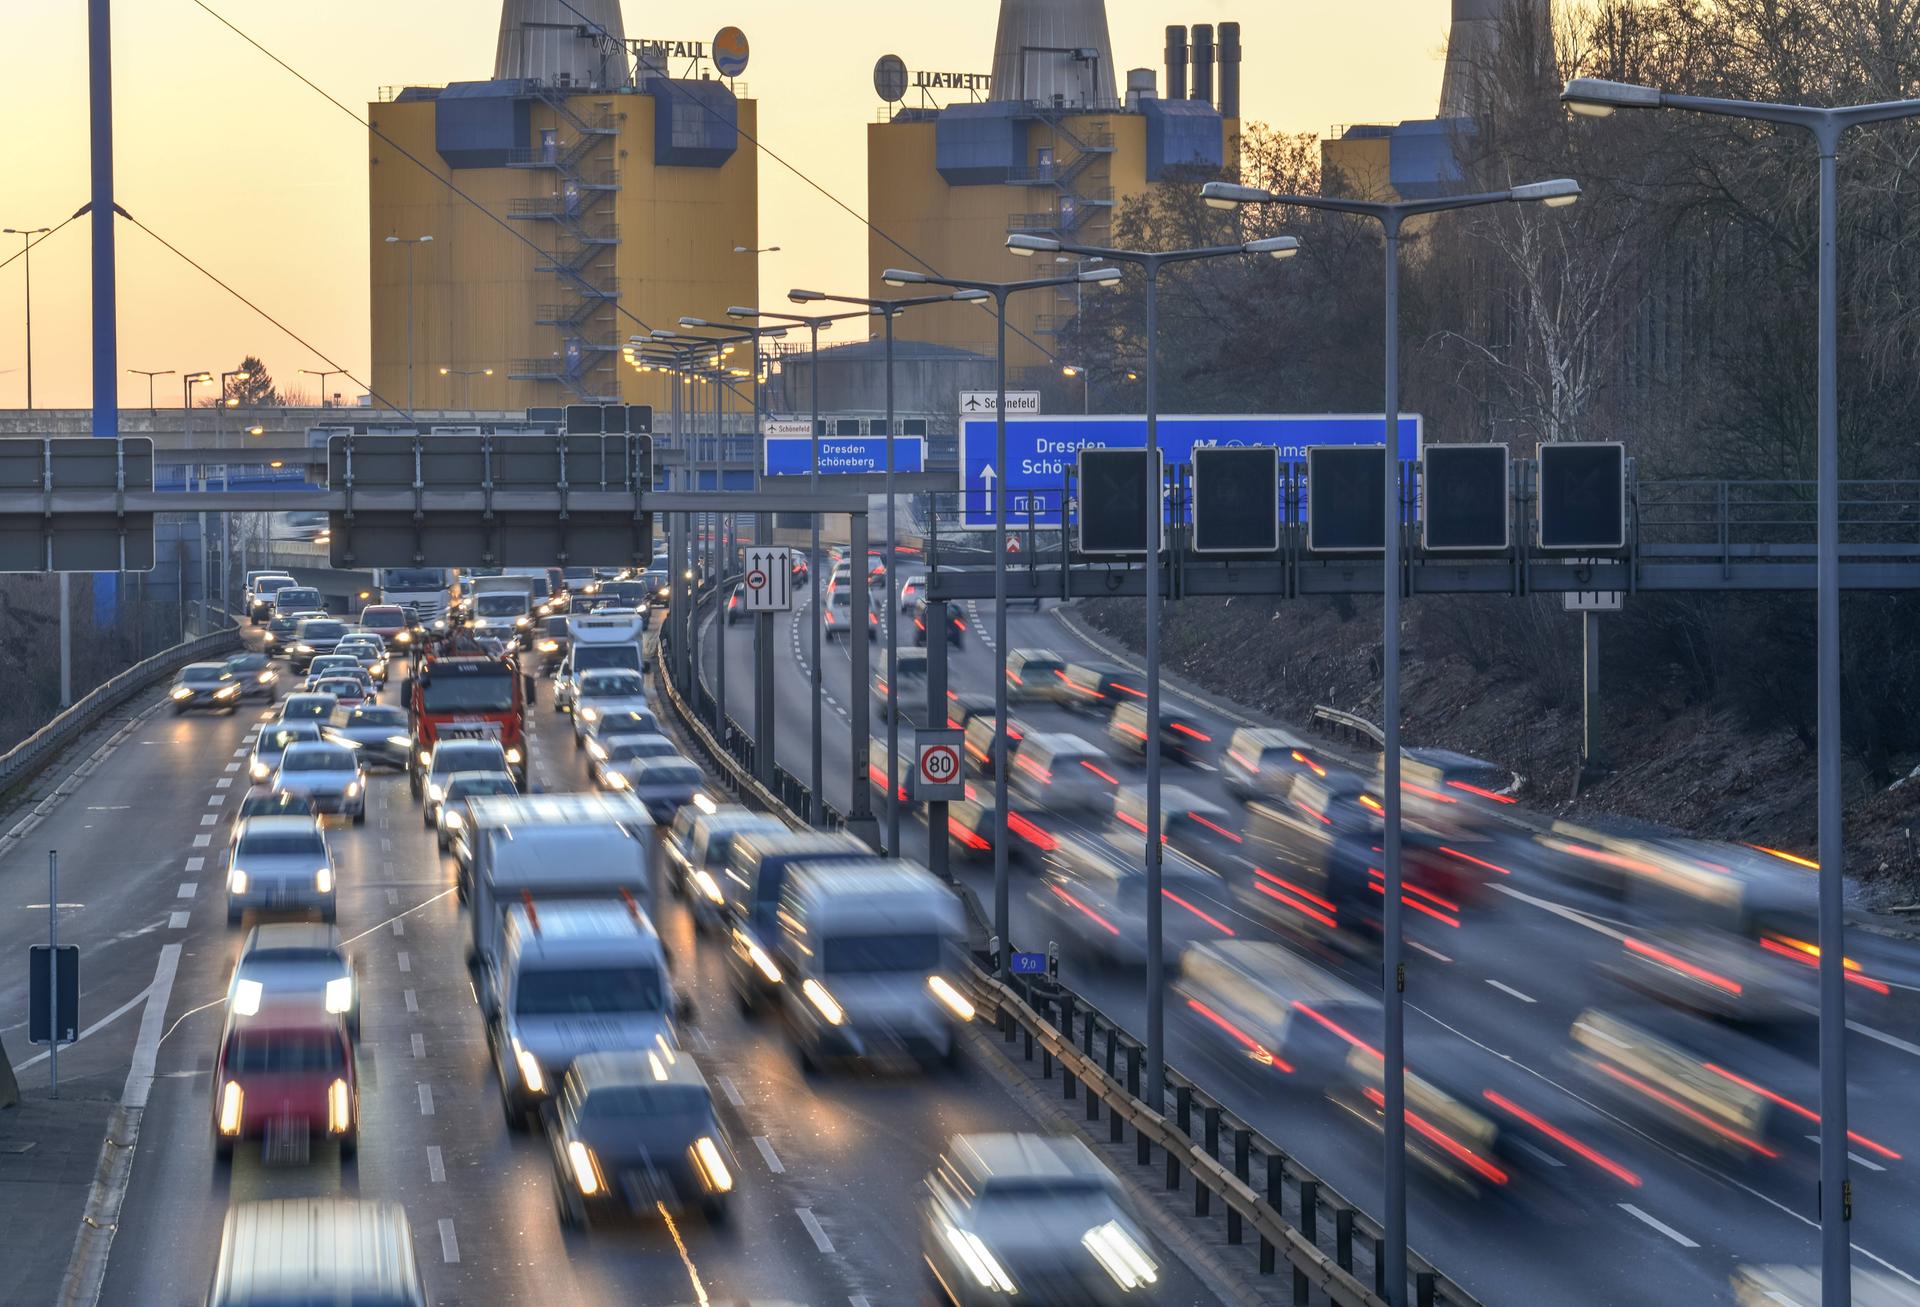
xmin=1075 ymin=595 xmax=1920 ymax=907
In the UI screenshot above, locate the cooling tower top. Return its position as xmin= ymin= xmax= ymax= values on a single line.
xmin=988 ymin=0 xmax=1118 ymax=108
xmin=495 ymin=0 xmax=632 ymax=88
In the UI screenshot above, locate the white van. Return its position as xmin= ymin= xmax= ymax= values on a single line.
xmin=773 ymin=859 xmax=971 ymax=1071
xmin=1009 ymin=732 xmax=1119 ymax=812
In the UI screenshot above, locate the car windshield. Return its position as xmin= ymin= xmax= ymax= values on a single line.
xmin=254 ymin=576 xmax=295 ymax=593
xmin=225 ymin=1028 xmax=345 ymax=1074
xmin=609 ymin=741 xmax=674 ymax=762
xmin=582 ymin=672 xmax=644 ymax=697
xmin=978 ymin=1176 xmax=1111 ymax=1203
xmin=299 ymin=621 xmax=346 ymax=640
xmin=448 ymin=776 xmax=515 ymax=798
xmin=240 ymin=794 xmax=312 ymax=817
xmin=381 ymin=569 xmax=445 ymax=589
xmin=581 ymin=1084 xmax=711 ymax=1121
xmin=574 ymin=646 xmax=640 ymax=672
xmin=432 ymin=746 xmax=505 ymax=774
xmin=262 ymin=727 xmax=320 ymax=750
xmin=362 ymin=607 xmax=406 ymax=624
xmin=421 ymin=673 xmax=513 ymax=712
xmin=182 ymin=666 xmax=227 ymax=684
xmin=281 ymin=699 xmax=332 ymax=719
xmin=345 ymin=706 xmax=406 ymax=728
xmin=638 ymin=764 xmax=700 ymax=787
xmin=822 ymin=933 xmax=943 ymax=974
xmin=277 ymin=590 xmax=321 ymax=607
xmin=281 ymin=748 xmax=352 ymax=772
xmin=236 ymin=830 xmax=327 ymax=858
xmin=228 ymin=654 xmax=267 ymax=672
xmin=515 ymin=966 xmax=663 ymax=1015
xmin=314 ymin=682 xmax=363 ymax=699
xmin=476 ymin=594 xmax=526 ymax=615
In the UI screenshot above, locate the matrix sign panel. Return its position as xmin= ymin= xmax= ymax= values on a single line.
xmin=1076 ymin=449 xmax=1160 ymax=556
xmin=0 ymin=437 xmax=156 ymax=572
xmin=1192 ymin=446 xmax=1280 ymax=554
xmin=1421 ymin=444 xmax=1510 ymax=551
xmin=1305 ymin=446 xmax=1387 ymax=553
xmin=1538 ymin=442 xmax=1627 ymax=551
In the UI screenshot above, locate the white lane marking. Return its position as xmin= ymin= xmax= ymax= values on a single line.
xmin=222 ymin=761 xmax=240 ymax=773
xmin=214 ymin=777 xmax=232 ymax=789
xmin=717 ymin=1075 xmax=744 ymax=1107
xmin=1409 ymin=939 xmax=1452 ymax=964
xmin=795 ymin=1206 xmax=835 ymax=1254
xmin=185 ymin=856 xmax=205 ymax=872
xmin=391 ymin=918 xmax=405 ymax=936
xmin=177 ymin=883 xmax=197 ymax=898
xmin=1804 ymin=1136 xmax=1888 ymax=1172
xmin=380 ymin=836 xmax=392 ymax=853
xmin=167 ymin=912 xmax=189 ymax=930
xmin=205 ymin=794 xmax=224 ymax=807
xmin=1619 ymin=1203 xmax=1697 ymax=1248
xmin=753 ymin=1136 xmax=785 ymax=1173
xmin=437 ymin=1218 xmax=459 ymax=1263
xmin=230 ymin=748 xmax=248 ymax=758
xmin=397 ymin=951 xmax=411 ymax=973
xmin=198 ymin=815 xmax=218 ymax=827
xmin=1511 ymin=1138 xmax=1565 ymax=1168
xmin=1485 ymin=979 xmax=1537 ymax=1004
xmin=387 ymin=888 xmax=399 ymax=905
xmin=427 ymin=1145 xmax=445 ymax=1182
xmin=1492 ymin=883 xmax=1628 ymax=943
xmin=123 ymin=944 xmax=183 ymax=1109
xmin=418 ymin=1083 xmax=434 ymax=1115
xmin=690 ymin=1027 xmax=713 ymax=1053
xmin=412 ymin=1033 xmax=426 ymax=1059
xmin=192 ymin=834 xmax=211 ymax=848
xmin=1849 ymin=1019 xmax=1920 ymax=1059
xmin=404 ymin=988 xmax=419 ymax=1013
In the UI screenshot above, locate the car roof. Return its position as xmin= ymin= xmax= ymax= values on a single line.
xmin=238 ymin=815 xmax=325 ymax=836
xmin=445 ymin=770 xmax=514 ymax=788
xmin=181 ymin=662 xmax=231 ymax=675
xmin=212 ymin=1198 xmax=420 ymax=1302
xmin=243 ymin=923 xmax=343 ymax=955
xmin=572 ymin=1048 xmax=710 ymax=1095
xmin=947 ymin=1133 xmax=1110 ymax=1188
xmin=282 ymin=741 xmax=352 ymax=758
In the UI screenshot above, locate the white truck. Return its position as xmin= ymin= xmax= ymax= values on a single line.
xmin=555 ymin=611 xmax=651 ymax=713
xmin=375 ymin=568 xmax=460 ymax=627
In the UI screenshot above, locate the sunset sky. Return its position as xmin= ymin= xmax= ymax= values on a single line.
xmin=1 ymin=0 xmax=1451 ymax=409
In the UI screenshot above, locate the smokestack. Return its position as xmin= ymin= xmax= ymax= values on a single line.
xmin=989 ymin=0 xmax=1118 ymax=107
xmin=1217 ymin=21 xmax=1241 ymax=118
xmin=1190 ymin=23 xmax=1214 ymax=106
xmin=1164 ymin=25 xmax=1188 ymax=102
xmin=494 ymin=0 xmax=631 ymax=87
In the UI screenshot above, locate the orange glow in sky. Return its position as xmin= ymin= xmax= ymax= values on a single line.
xmin=0 ymin=1 xmax=1448 ymax=408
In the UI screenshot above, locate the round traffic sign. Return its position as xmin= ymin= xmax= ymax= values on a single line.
xmin=746 ymin=569 xmax=768 ymax=591
xmin=918 ymin=744 xmax=960 ymax=785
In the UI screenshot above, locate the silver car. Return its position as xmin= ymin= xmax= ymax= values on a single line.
xmin=434 ymin=770 xmax=518 ymax=851
xmin=333 ymin=635 xmax=389 ymax=684
xmin=922 ymin=1133 xmax=1161 ymax=1305
xmin=585 ymin=733 xmax=681 ymax=789
xmin=616 ymin=756 xmax=705 ymax=822
xmin=249 ymin=721 xmax=325 ymax=784
xmin=570 ymin=669 xmax=652 ymax=746
xmin=227 ymin=923 xmax=360 ymax=1040
xmin=226 ymin=816 xmax=337 ymax=925
xmin=272 ymin=742 xmax=367 ymax=824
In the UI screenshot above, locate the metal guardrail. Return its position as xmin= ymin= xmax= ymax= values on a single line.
xmin=0 ymin=624 xmax=243 ymax=795
xmin=963 ymin=968 xmax=1481 ymax=1307
xmin=1312 ymin=704 xmax=1386 ymax=749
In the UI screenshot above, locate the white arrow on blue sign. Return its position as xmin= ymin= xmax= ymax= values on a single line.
xmin=957 ymin=413 xmax=1421 ymax=529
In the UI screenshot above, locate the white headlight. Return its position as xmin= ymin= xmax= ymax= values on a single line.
xmin=388 ymin=735 xmax=412 ymax=749
xmin=218 ymin=1081 xmax=244 ymax=1136
xmin=604 ymin=771 xmax=628 ymax=790
xmin=928 ymin=974 xmax=977 ymax=1022
xmin=325 ymin=975 xmax=353 ymax=1013
xmin=232 ymin=978 xmax=264 ymax=1016
xmin=512 ymin=1037 xmax=546 ymax=1093
xmin=229 ymin=867 xmax=249 ymax=894
xmin=425 ymin=783 xmax=443 ymax=804
xmin=315 ymin=865 xmax=334 ymax=893
xmin=802 ymin=978 xmax=845 ymax=1025
xmin=1082 ymin=1221 xmax=1158 ymax=1290
xmin=250 ymin=762 xmax=270 ymax=781
xmin=445 ymin=809 xmax=465 ymax=830
xmin=504 ymin=748 xmax=522 ymax=765
xmin=941 ymin=1222 xmax=1017 ymax=1294
xmin=692 ymin=1136 xmax=733 ymax=1193
xmin=580 ymin=707 xmax=598 ymax=722
xmin=171 ymin=686 xmax=194 ymax=700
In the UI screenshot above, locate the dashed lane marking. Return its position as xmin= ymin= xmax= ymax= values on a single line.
xmin=167 ymin=912 xmax=189 ymax=930
xmin=222 ymin=762 xmax=240 ymax=773
xmin=417 ymin=1083 xmax=434 ymax=1115
xmin=191 ymin=834 xmax=211 ymax=848
xmin=795 ymin=1206 xmax=835 ymax=1255
xmin=717 ymin=1075 xmax=744 ymax=1108
xmin=205 ymin=794 xmax=224 ymax=807
xmin=1619 ymin=1203 xmax=1697 ymax=1248
xmin=404 ymin=989 xmax=418 ymax=1014
xmin=436 ymin=1218 xmax=459 ymax=1263
xmin=1485 ymin=979 xmax=1537 ymax=1004
xmin=185 ymin=856 xmax=204 ymax=872
xmin=198 ymin=815 xmax=218 ymax=827
xmin=177 ymin=883 xmax=197 ymax=898
xmin=214 ymin=777 xmax=232 ymax=789
xmin=427 ymin=1145 xmax=445 ymax=1182
xmin=397 ymin=951 xmax=411 ymax=973
xmin=753 ymin=1136 xmax=785 ymax=1173
xmin=412 ymin=1033 xmax=426 ymax=1059
xmin=392 ymin=919 xmax=405 ymax=937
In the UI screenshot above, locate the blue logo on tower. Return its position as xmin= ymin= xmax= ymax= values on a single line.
xmin=713 ymin=27 xmax=750 ymax=78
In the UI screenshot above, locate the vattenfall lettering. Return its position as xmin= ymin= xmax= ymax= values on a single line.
xmin=915 ymin=71 xmax=993 ymax=92
xmin=638 ymin=39 xmax=707 ymax=59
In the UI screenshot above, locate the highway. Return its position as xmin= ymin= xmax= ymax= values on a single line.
xmin=702 ymin=575 xmax=1920 ymax=1307
xmin=0 ymin=631 xmax=1226 ymax=1305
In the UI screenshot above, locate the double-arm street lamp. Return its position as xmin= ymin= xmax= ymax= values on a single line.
xmin=385 ymin=233 xmax=434 ymax=416
xmin=128 ymin=368 xmax=174 ymax=412
xmin=437 ymin=366 xmax=494 ymax=411
xmin=4 ymin=225 xmax=51 ymax=409
xmin=1005 ymin=231 xmax=1298 ymax=1115
xmin=1203 ymin=174 xmax=1578 ymax=1307
xmin=878 ymin=262 xmax=1123 ymax=977
xmin=786 ymin=286 xmax=994 ymax=856
xmin=725 ymin=304 xmax=875 ymax=825
xmin=1562 ymin=78 xmax=1920 ymax=1306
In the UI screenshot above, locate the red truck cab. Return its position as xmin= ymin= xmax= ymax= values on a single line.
xmin=401 ymin=651 xmax=528 ymax=788
xmin=212 ymin=1006 xmax=357 ymax=1163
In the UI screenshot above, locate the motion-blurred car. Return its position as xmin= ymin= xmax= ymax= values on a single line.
xmin=230 ymin=786 xmax=318 ymax=830
xmin=571 ymin=669 xmax=652 ymax=745
xmin=169 ymin=663 xmax=243 ymax=714
xmin=205 ymin=1199 xmax=426 ymax=1307
xmin=415 ymin=739 xmax=512 ymax=821
xmin=223 ymin=652 xmax=280 ymax=702
xmin=963 ymin=712 xmax=1029 ymax=779
xmin=1030 ymin=831 xmax=1234 ymax=970
xmin=922 ymin=1133 xmax=1161 ymax=1305
xmin=244 ymin=573 xmax=297 ymax=624
xmin=323 ymin=702 xmax=412 ymax=771
xmin=546 ymin=1050 xmax=737 ymax=1229
xmin=1008 ymin=732 xmax=1118 ymax=813
xmin=944 ymin=786 xmax=1060 ymax=869
xmin=275 ymin=692 xmax=337 ymax=724
xmin=287 ymin=617 xmax=350 ymax=671
xmin=529 ymin=614 xmax=571 ymax=672
xmin=434 ymin=770 xmax=518 ymax=852
xmin=301 ymin=652 xmax=362 ymax=691
xmin=1112 ymin=785 xmax=1243 ymax=870
xmin=873 ymin=648 xmax=929 ymax=724
xmin=825 ymin=585 xmax=878 ymax=641
xmin=271 ymin=741 xmax=367 ymax=824
xmin=226 ymin=815 xmax=336 ymax=925
xmin=333 ymin=633 xmax=390 ymax=683
xmin=227 ymin=923 xmax=360 ymax=1040
xmin=1107 ymin=699 xmax=1215 ymax=766
xmin=586 ymin=733 xmax=682 ymax=789
xmin=1222 ymin=726 xmax=1332 ymax=802
xmin=614 ymin=756 xmax=705 ymax=822
xmin=311 ymin=675 xmax=370 ymax=711
xmin=909 ymin=595 xmax=963 ymax=647
xmin=662 ymin=805 xmax=786 ymax=931
xmin=1058 ymin=661 xmax=1144 ymax=714
xmin=262 ymin=610 xmax=308 ymax=651
xmin=1174 ymin=940 xmax=1378 ymax=1089
xmin=211 ymin=1005 xmax=356 ymax=1163
xmin=1005 ymin=648 xmax=1071 ymax=704
xmin=249 ymin=720 xmax=326 ymax=783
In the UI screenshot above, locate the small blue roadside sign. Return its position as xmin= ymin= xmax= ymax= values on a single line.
xmin=765 ymin=435 xmax=924 ymax=477
xmin=1009 ymin=951 xmax=1050 ymax=976
xmin=957 ymin=413 xmax=1421 ymax=529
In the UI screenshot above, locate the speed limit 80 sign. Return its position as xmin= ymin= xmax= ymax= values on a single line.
xmin=913 ymin=729 xmax=964 ymax=801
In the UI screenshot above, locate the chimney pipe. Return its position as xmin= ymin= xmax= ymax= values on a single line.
xmin=1164 ymin=25 xmax=1188 ymax=102
xmin=1190 ymin=23 xmax=1214 ymax=105
xmin=1217 ymin=21 xmax=1241 ymax=118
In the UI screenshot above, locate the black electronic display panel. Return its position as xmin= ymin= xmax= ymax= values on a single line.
xmin=1305 ymin=446 xmax=1386 ymax=553
xmin=1538 ymin=441 xmax=1626 ymax=550
xmin=1076 ymin=448 xmax=1160 ymax=556
xmin=1422 ymin=443 xmax=1510 ymax=551
xmin=1192 ymin=446 xmax=1280 ymax=554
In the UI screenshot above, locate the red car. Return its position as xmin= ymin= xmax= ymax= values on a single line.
xmin=212 ymin=1007 xmax=357 ymax=1163
xmin=358 ymin=604 xmax=414 ymax=649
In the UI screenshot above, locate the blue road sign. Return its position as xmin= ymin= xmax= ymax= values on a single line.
xmin=957 ymin=413 xmax=1421 ymax=529
xmin=1009 ymin=951 xmax=1050 ymax=976
xmin=765 ymin=435 xmax=925 ymax=477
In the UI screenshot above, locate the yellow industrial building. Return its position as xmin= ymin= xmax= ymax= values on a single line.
xmin=368 ymin=0 xmax=757 ymax=414
xmin=866 ymin=7 xmax=1241 ymax=373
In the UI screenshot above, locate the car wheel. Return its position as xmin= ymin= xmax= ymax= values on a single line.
xmin=437 ymin=830 xmax=448 ymax=851
xmin=352 ymin=808 xmax=366 ymax=827
xmin=573 ymin=730 xmax=583 ymax=751
xmin=214 ymin=1137 xmax=234 ymax=1166
xmin=422 ymin=807 xmax=434 ymax=829
xmin=555 ymin=1173 xmax=587 ymax=1230
xmin=338 ymin=1132 xmax=358 ymax=1161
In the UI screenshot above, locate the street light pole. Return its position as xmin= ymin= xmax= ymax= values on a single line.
xmin=385 ymin=234 xmax=433 ymax=417
xmin=4 ymin=227 xmax=50 ymax=409
xmin=128 ymin=368 xmax=174 ymax=413
xmin=300 ymin=368 xmax=346 ymax=408
xmin=1202 ymin=175 xmax=1578 ymax=1306
xmin=881 ymin=264 xmax=1123 ymax=971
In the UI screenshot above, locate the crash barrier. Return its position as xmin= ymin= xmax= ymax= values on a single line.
xmin=962 ymin=967 xmax=1484 ymax=1307
xmin=0 ymin=624 xmax=244 ymax=796
xmin=1312 ymin=704 xmax=1386 ymax=750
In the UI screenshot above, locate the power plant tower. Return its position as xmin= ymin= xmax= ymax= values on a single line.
xmin=988 ymin=0 xmax=1119 ymax=107
xmin=494 ymin=0 xmax=632 ymax=88
xmin=1438 ymin=0 xmax=1547 ymax=118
